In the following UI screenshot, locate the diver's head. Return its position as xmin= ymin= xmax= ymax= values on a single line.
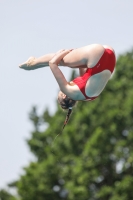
xmin=57 ymin=91 xmax=76 ymax=110
xmin=57 ymin=91 xmax=77 ymax=130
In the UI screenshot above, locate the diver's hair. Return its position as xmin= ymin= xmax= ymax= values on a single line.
xmin=62 ymin=107 xmax=73 ymax=131
xmin=58 ymin=96 xmax=76 ymax=131
xmin=58 ymin=96 xmax=76 ymax=110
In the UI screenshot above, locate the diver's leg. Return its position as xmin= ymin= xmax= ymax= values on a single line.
xmin=19 ymin=44 xmax=105 ymax=70
xmin=19 ymin=48 xmax=89 ymax=71
xmin=19 ymin=53 xmax=56 ymax=70
xmin=62 ymin=44 xmax=105 ymax=68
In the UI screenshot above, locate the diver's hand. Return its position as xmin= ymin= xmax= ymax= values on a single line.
xmin=49 ymin=49 xmax=73 ymax=66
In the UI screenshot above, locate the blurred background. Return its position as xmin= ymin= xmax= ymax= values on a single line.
xmin=0 ymin=0 xmax=133 ymax=199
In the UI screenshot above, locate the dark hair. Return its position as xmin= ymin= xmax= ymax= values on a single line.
xmin=58 ymin=96 xmax=76 ymax=131
xmin=62 ymin=108 xmax=73 ymax=131
xmin=58 ymin=96 xmax=76 ymax=110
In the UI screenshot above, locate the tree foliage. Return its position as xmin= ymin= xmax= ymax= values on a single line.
xmin=0 ymin=189 xmax=17 ymax=200
xmin=9 ymin=49 xmax=133 ymax=200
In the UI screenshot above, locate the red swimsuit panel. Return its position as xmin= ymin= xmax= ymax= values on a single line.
xmin=72 ymin=48 xmax=116 ymax=101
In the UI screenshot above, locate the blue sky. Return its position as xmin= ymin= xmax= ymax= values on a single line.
xmin=0 ymin=0 xmax=133 ymax=189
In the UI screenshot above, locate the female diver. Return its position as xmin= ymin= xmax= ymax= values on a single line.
xmin=19 ymin=44 xmax=116 ymax=129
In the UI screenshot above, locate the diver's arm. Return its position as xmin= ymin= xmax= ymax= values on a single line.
xmin=49 ymin=49 xmax=78 ymax=99
xmin=49 ymin=63 xmax=77 ymax=99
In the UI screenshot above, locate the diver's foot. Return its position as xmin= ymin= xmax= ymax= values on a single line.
xmin=19 ymin=57 xmax=36 ymax=70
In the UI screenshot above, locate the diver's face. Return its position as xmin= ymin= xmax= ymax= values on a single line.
xmin=58 ymin=91 xmax=66 ymax=102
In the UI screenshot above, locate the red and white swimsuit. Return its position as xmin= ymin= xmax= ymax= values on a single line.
xmin=72 ymin=48 xmax=116 ymax=101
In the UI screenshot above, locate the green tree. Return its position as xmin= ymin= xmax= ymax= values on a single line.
xmin=0 ymin=189 xmax=17 ymax=200
xmin=10 ymin=49 xmax=133 ymax=200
